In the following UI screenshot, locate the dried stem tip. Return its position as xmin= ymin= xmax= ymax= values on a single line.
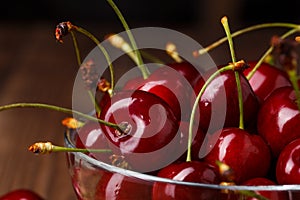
xmin=28 ymin=142 xmax=53 ymax=154
xmin=55 ymin=21 xmax=76 ymax=43
xmin=231 ymin=60 xmax=249 ymax=72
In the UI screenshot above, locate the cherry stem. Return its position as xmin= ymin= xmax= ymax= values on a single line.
xmin=196 ymin=22 xmax=300 ymax=56
xmin=69 ymin=31 xmax=102 ymax=115
xmin=221 ymin=16 xmax=244 ymax=130
xmin=28 ymin=142 xmax=112 ymax=155
xmin=246 ymin=28 xmax=300 ymax=80
xmin=106 ymin=0 xmax=150 ymax=79
xmin=0 ymin=103 xmax=123 ymax=133
xmin=187 ymin=64 xmax=235 ymax=162
xmin=71 ymin=25 xmax=115 ymax=94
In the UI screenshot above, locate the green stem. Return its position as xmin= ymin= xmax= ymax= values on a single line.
xmin=106 ymin=0 xmax=150 ymax=79
xmin=246 ymin=28 xmax=300 ymax=80
xmin=70 ymin=31 xmax=101 ymax=115
xmin=73 ymin=26 xmax=115 ymax=93
xmin=221 ymin=16 xmax=244 ymax=130
xmin=0 ymin=103 xmax=122 ymax=132
xmin=238 ymin=190 xmax=269 ymax=200
xmin=70 ymin=31 xmax=82 ymax=66
xmin=198 ymin=22 xmax=300 ymax=55
xmin=52 ymin=145 xmax=112 ymax=153
xmin=287 ymin=69 xmax=300 ymax=111
xmin=187 ymin=64 xmax=234 ymax=162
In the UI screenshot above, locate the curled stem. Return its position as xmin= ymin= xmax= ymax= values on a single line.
xmin=187 ymin=64 xmax=235 ymax=162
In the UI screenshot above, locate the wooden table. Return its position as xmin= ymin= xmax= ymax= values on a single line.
xmin=0 ymin=19 xmax=290 ymax=199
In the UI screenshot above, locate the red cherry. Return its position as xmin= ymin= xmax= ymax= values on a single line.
xmin=75 ymin=121 xmax=112 ymax=163
xmin=176 ymin=121 xmax=205 ymax=162
xmin=243 ymin=61 xmax=291 ymax=102
xmin=193 ymin=69 xmax=259 ymax=133
xmin=257 ymin=86 xmax=300 ymax=157
xmin=241 ymin=177 xmax=289 ymax=200
xmin=167 ymin=62 xmax=202 ymax=87
xmin=99 ymin=90 xmax=180 ymax=172
xmin=137 ymin=66 xmax=194 ymax=121
xmin=0 ymin=189 xmax=43 ymax=200
xmin=204 ymin=128 xmax=271 ymax=184
xmin=276 ymin=138 xmax=300 ymax=184
xmin=152 ymin=161 xmax=220 ymax=200
xmin=95 ymin=172 xmax=152 ymax=200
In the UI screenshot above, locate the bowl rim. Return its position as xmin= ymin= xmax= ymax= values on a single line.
xmin=64 ymin=128 xmax=300 ymax=192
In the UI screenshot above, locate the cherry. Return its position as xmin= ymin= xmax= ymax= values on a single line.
xmin=0 ymin=189 xmax=43 ymax=200
xmin=99 ymin=90 xmax=180 ymax=172
xmin=176 ymin=121 xmax=205 ymax=162
xmin=257 ymin=86 xmax=300 ymax=158
xmin=152 ymin=161 xmax=220 ymax=200
xmin=95 ymin=172 xmax=152 ymax=200
xmin=276 ymin=138 xmax=300 ymax=184
xmin=167 ymin=62 xmax=202 ymax=87
xmin=136 ymin=66 xmax=194 ymax=121
xmin=193 ymin=69 xmax=259 ymax=133
xmin=75 ymin=121 xmax=112 ymax=163
xmin=243 ymin=61 xmax=291 ymax=102
xmin=241 ymin=177 xmax=289 ymax=200
xmin=204 ymin=127 xmax=271 ymax=184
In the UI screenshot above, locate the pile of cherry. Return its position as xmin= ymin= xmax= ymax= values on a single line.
xmin=72 ymin=37 xmax=300 ymax=199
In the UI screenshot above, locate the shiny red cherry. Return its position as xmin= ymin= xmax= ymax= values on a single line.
xmin=204 ymin=128 xmax=271 ymax=184
xmin=75 ymin=121 xmax=112 ymax=163
xmin=137 ymin=66 xmax=194 ymax=121
xmin=193 ymin=69 xmax=259 ymax=133
xmin=176 ymin=121 xmax=205 ymax=162
xmin=0 ymin=189 xmax=43 ymax=200
xmin=99 ymin=90 xmax=180 ymax=172
xmin=152 ymin=161 xmax=220 ymax=200
xmin=241 ymin=177 xmax=289 ymax=200
xmin=276 ymin=138 xmax=300 ymax=184
xmin=95 ymin=172 xmax=152 ymax=200
xmin=243 ymin=61 xmax=291 ymax=102
xmin=257 ymin=86 xmax=300 ymax=158
xmin=167 ymin=62 xmax=202 ymax=87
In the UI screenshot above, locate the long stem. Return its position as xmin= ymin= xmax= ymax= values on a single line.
xmin=246 ymin=28 xmax=300 ymax=80
xmin=73 ymin=26 xmax=115 ymax=93
xmin=196 ymin=23 xmax=300 ymax=56
xmin=29 ymin=142 xmax=112 ymax=154
xmin=221 ymin=16 xmax=244 ymax=130
xmin=106 ymin=0 xmax=150 ymax=79
xmin=70 ymin=31 xmax=101 ymax=115
xmin=0 ymin=103 xmax=122 ymax=132
xmin=187 ymin=64 xmax=234 ymax=162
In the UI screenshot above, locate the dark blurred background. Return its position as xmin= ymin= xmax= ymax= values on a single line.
xmin=1 ymin=0 xmax=300 ymax=25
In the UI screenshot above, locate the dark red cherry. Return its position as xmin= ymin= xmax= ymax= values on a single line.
xmin=167 ymin=62 xmax=202 ymax=87
xmin=0 ymin=189 xmax=43 ymax=200
xmin=176 ymin=121 xmax=205 ymax=162
xmin=152 ymin=161 xmax=220 ymax=200
xmin=242 ymin=177 xmax=289 ymax=200
xmin=204 ymin=128 xmax=271 ymax=184
xmin=137 ymin=66 xmax=194 ymax=121
xmin=75 ymin=121 xmax=112 ymax=163
xmin=99 ymin=90 xmax=180 ymax=172
xmin=257 ymin=86 xmax=300 ymax=158
xmin=95 ymin=172 xmax=152 ymax=200
xmin=193 ymin=69 xmax=259 ymax=133
xmin=276 ymin=138 xmax=300 ymax=184
xmin=243 ymin=61 xmax=291 ymax=102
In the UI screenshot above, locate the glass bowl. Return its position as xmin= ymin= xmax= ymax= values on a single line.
xmin=64 ymin=128 xmax=300 ymax=200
